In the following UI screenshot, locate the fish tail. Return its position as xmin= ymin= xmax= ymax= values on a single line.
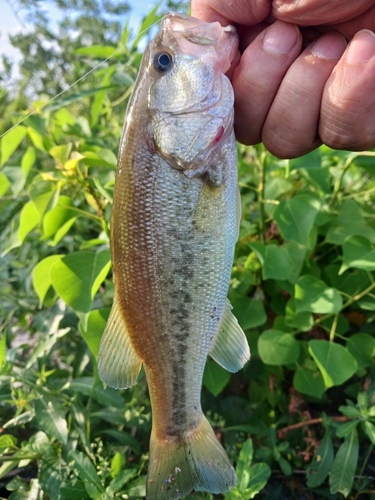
xmin=146 ymin=416 xmax=237 ymax=499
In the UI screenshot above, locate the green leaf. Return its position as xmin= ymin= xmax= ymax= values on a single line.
xmin=250 ymin=242 xmax=294 ymax=280
xmin=273 ymin=194 xmax=321 ymax=246
xmin=111 ymin=452 xmax=126 ymax=478
xmin=203 ymin=358 xmax=231 ymax=396
xmin=1 ymin=125 xmax=27 ymax=166
xmin=307 ymin=432 xmax=334 ymax=488
xmin=258 ymin=329 xmax=300 ymax=365
xmin=330 ymin=429 xmax=359 ymax=497
xmin=0 ymin=333 xmax=6 ymax=368
xmin=363 ymin=421 xmax=375 ymax=445
xmin=340 ymin=235 xmax=375 ymax=274
xmin=21 ymin=146 xmax=36 ymax=177
xmin=132 ymin=2 xmax=163 ymax=49
xmin=231 ymin=298 xmax=266 ymax=330
xmin=293 ymin=365 xmax=325 ymax=398
xmin=308 ymin=340 xmax=357 ymax=388
xmin=326 ymin=199 xmax=375 ymax=244
xmin=42 ymin=196 xmax=76 ymax=239
xmin=79 ymin=308 xmax=110 ymax=359
xmin=50 ymin=250 xmax=111 ymax=313
xmin=347 ymin=333 xmax=375 ymax=370
xmin=39 ymin=454 xmax=69 ymax=500
xmin=32 ymin=255 xmax=64 ymax=306
xmin=285 ymin=299 xmax=313 ymax=331
xmin=60 ymin=479 xmax=90 ymax=499
xmin=245 ymin=463 xmax=271 ymax=498
xmin=236 ymin=439 xmax=253 ymax=490
xmin=1 ymin=201 xmax=41 ymax=255
xmin=106 ymin=468 xmax=137 ymax=495
xmin=2 ymin=165 xmax=27 ymax=195
xmin=67 ymin=450 xmax=104 ymax=492
xmin=91 ymin=66 xmax=116 ymax=127
xmin=27 ymin=431 xmax=51 ymax=454
xmin=29 ymin=178 xmax=57 ymax=218
xmin=0 ymin=170 xmax=10 ymax=197
xmin=0 ymin=433 xmax=17 ymax=451
xmin=74 ymin=45 xmax=118 ymax=58
xmin=34 ymin=397 xmax=68 ymax=444
xmin=295 ymin=275 xmax=342 ymax=314
xmin=102 ymin=430 xmax=141 ymax=455
xmin=336 ymin=420 xmax=359 ymax=438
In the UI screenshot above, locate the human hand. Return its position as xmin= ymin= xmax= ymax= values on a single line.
xmin=191 ymin=0 xmax=375 ymax=158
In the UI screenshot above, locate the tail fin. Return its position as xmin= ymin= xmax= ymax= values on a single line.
xmin=146 ymin=416 xmax=236 ymax=499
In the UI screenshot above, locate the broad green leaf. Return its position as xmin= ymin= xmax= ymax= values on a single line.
xmin=111 ymin=452 xmax=126 ymax=478
xmin=0 ymin=170 xmax=10 ymax=196
xmin=29 ymin=178 xmax=57 ymax=218
xmin=50 ymin=250 xmax=111 ymax=313
xmin=84 ymin=479 xmax=103 ymax=499
xmin=203 ymin=358 xmax=231 ymax=396
xmin=32 ymin=255 xmax=64 ymax=306
xmin=347 ymin=333 xmax=375 ymax=369
xmin=49 ymin=144 xmax=72 ymax=164
xmin=60 ymin=479 xmax=90 ymax=499
xmin=273 ymin=194 xmax=321 ymax=246
xmin=326 ymin=199 xmax=375 ymax=244
xmin=34 ymin=397 xmax=68 ymax=444
xmin=258 ymin=329 xmax=300 ymax=365
xmin=1 ymin=201 xmax=40 ymax=255
xmin=106 ymin=468 xmax=137 ymax=495
xmin=124 ymin=475 xmax=146 ymax=497
xmin=1 ymin=125 xmax=27 ymax=166
xmin=285 ymin=242 xmax=306 ymax=284
xmin=336 ymin=420 xmax=359 ymax=438
xmin=285 ymin=299 xmax=313 ymax=331
xmin=250 ymin=242 xmax=294 ymax=281
xmin=293 ymin=365 xmax=325 ymax=398
xmin=307 ymin=432 xmax=334 ymax=488
xmin=39 ymin=454 xmax=69 ymax=500
xmin=330 ymin=429 xmax=359 ymax=497
xmin=79 ymin=308 xmax=110 ymax=359
xmin=67 ymin=450 xmax=104 ymax=492
xmin=340 ymin=235 xmax=375 ymax=274
xmin=0 ymin=460 xmax=18 ymax=480
xmin=231 ymin=298 xmax=266 ymax=330
xmin=0 ymin=434 xmax=17 ymax=450
xmin=2 ymin=165 xmax=26 ymax=195
xmin=26 ymin=327 xmax=69 ymax=369
xmin=21 ymin=146 xmax=36 ymax=177
xmin=42 ymin=196 xmax=76 ymax=239
xmin=27 ymin=126 xmax=48 ymax=152
xmin=98 ymin=148 xmax=117 ymax=167
xmin=295 ymin=275 xmax=342 ymax=314
xmin=309 ymin=340 xmax=357 ymax=388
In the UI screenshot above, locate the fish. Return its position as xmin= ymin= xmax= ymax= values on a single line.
xmin=98 ymin=12 xmax=250 ymax=500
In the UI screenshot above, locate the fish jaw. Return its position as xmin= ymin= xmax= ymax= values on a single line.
xmin=147 ymin=14 xmax=239 ymax=171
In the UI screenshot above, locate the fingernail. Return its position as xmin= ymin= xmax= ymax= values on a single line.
xmin=310 ymin=33 xmax=347 ymax=60
xmin=263 ymin=21 xmax=299 ymax=55
xmin=346 ymin=30 xmax=375 ymax=64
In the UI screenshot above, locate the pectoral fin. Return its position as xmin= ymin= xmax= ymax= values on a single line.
xmin=98 ymin=299 xmax=142 ymax=389
xmin=209 ymin=299 xmax=250 ymax=373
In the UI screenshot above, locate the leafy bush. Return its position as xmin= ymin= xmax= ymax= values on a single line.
xmin=1 ymin=6 xmax=375 ymax=500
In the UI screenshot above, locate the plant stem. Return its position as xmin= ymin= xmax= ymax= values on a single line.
xmin=329 ymin=313 xmax=339 ymax=342
xmin=258 ymin=150 xmax=267 ymax=243
xmin=329 ymin=153 xmax=356 ymax=206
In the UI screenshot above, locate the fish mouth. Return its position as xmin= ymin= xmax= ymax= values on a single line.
xmin=161 ymin=12 xmax=238 ymax=74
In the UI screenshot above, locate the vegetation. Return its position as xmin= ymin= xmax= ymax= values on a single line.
xmin=0 ymin=3 xmax=375 ymax=499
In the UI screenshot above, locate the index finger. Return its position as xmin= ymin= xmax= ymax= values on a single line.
xmin=191 ymin=0 xmax=271 ymax=27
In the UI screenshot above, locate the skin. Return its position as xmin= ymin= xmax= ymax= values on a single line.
xmin=191 ymin=0 xmax=375 ymax=158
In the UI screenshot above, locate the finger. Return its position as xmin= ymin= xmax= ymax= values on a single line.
xmin=232 ymin=21 xmax=302 ymax=145
xmin=191 ymin=0 xmax=270 ymax=27
xmin=320 ymin=30 xmax=375 ymax=151
xmin=262 ymin=32 xmax=347 ymax=158
xmin=272 ymin=0 xmax=374 ymax=26
xmin=315 ymin=6 xmax=375 ymax=40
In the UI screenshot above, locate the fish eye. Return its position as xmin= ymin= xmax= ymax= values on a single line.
xmin=153 ymin=51 xmax=174 ymax=73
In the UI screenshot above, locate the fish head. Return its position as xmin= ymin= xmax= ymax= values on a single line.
xmin=146 ymin=13 xmax=238 ymax=173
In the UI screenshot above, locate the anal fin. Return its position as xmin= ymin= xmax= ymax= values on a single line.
xmin=98 ymin=299 xmax=142 ymax=389
xmin=209 ymin=299 xmax=250 ymax=373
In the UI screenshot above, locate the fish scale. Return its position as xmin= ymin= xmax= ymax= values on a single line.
xmin=98 ymin=12 xmax=250 ymax=499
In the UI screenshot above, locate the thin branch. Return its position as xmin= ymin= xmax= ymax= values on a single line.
xmin=278 ymin=416 xmax=349 ymax=438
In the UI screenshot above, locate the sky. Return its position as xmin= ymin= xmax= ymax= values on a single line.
xmin=0 ymin=0 xmax=169 ymax=76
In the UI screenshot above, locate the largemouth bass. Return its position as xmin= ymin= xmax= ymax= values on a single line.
xmin=98 ymin=12 xmax=250 ymax=499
